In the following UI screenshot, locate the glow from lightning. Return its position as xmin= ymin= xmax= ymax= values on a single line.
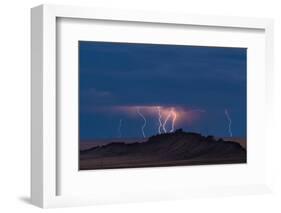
xmin=118 ymin=119 xmax=123 ymax=138
xmin=224 ymin=109 xmax=233 ymax=137
xmin=109 ymin=105 xmax=205 ymax=137
xmin=137 ymin=107 xmax=146 ymax=138
xmin=157 ymin=106 xmax=163 ymax=134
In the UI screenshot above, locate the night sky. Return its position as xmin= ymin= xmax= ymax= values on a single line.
xmin=79 ymin=41 xmax=246 ymax=141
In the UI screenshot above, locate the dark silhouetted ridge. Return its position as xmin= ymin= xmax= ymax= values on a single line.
xmin=80 ymin=129 xmax=246 ymax=170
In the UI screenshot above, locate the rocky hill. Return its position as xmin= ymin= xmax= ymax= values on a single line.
xmin=80 ymin=129 xmax=246 ymax=170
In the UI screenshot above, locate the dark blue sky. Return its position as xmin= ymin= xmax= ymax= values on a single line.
xmin=79 ymin=41 xmax=246 ymax=140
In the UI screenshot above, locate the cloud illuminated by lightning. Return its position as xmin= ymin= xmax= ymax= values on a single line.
xmin=224 ymin=109 xmax=233 ymax=137
xmin=137 ymin=107 xmax=146 ymax=138
xmin=96 ymin=105 xmax=205 ymax=136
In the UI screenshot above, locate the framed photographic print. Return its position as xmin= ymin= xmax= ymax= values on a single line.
xmin=31 ymin=4 xmax=274 ymax=208
xmin=78 ymin=41 xmax=247 ymax=170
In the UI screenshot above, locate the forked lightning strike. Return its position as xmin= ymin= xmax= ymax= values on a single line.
xmin=163 ymin=107 xmax=177 ymax=133
xmin=157 ymin=106 xmax=163 ymax=134
xmin=134 ymin=106 xmax=202 ymax=137
xmin=224 ymin=109 xmax=233 ymax=137
xmin=137 ymin=107 xmax=146 ymax=138
xmin=170 ymin=108 xmax=177 ymax=132
xmin=163 ymin=109 xmax=172 ymax=133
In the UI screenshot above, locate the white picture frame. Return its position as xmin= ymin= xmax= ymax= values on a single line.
xmin=31 ymin=4 xmax=274 ymax=208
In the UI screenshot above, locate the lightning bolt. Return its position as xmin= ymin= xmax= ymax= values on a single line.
xmin=163 ymin=108 xmax=173 ymax=133
xmin=224 ymin=109 xmax=233 ymax=137
xmin=137 ymin=107 xmax=146 ymax=138
xmin=170 ymin=108 xmax=177 ymax=132
xmin=157 ymin=106 xmax=163 ymax=134
xmin=118 ymin=119 xmax=123 ymax=138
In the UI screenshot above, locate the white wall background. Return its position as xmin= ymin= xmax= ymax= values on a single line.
xmin=0 ymin=0 xmax=280 ymax=212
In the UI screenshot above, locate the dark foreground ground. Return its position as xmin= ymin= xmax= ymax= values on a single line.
xmin=79 ymin=129 xmax=246 ymax=170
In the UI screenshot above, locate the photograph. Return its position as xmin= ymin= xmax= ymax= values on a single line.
xmin=79 ymin=41 xmax=247 ymax=170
